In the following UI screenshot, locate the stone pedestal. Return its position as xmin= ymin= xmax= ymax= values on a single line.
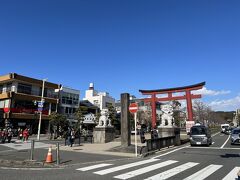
xmin=157 ymin=126 xmax=181 ymax=146
xmin=93 ymin=127 xmax=115 ymax=143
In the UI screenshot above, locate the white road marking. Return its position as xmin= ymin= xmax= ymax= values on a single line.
xmin=0 ymin=141 xmax=50 ymax=150
xmin=94 ymin=159 xmax=159 ymax=175
xmin=114 ymin=160 xmax=178 ymax=179
xmin=212 ymin=132 xmax=220 ymax=137
xmin=221 ymin=135 xmax=230 ymax=149
xmin=185 ymin=146 xmax=240 ymax=150
xmin=183 ymin=164 xmax=223 ymax=180
xmin=76 ymin=164 xmax=113 ymax=171
xmin=152 ymin=146 xmax=189 ymax=159
xmin=222 ymin=167 xmax=240 ymax=180
xmin=144 ymin=162 xmax=199 ymax=180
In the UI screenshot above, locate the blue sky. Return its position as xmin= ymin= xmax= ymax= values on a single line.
xmin=0 ymin=0 xmax=240 ymax=111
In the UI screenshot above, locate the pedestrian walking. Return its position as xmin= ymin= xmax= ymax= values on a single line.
xmin=151 ymin=128 xmax=159 ymax=139
xmin=23 ymin=128 xmax=29 ymax=142
xmin=140 ymin=128 xmax=146 ymax=143
xmin=66 ymin=127 xmax=72 ymax=146
xmin=70 ymin=128 xmax=75 ymax=147
xmin=18 ymin=128 xmax=23 ymax=141
xmin=7 ymin=128 xmax=13 ymax=143
xmin=0 ymin=129 xmax=3 ymax=143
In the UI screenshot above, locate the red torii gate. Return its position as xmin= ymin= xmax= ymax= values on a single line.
xmin=139 ymin=82 xmax=205 ymax=129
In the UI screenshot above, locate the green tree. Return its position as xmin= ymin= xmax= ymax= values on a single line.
xmin=107 ymin=104 xmax=117 ymax=126
xmin=95 ymin=111 xmax=101 ymax=124
xmin=172 ymin=100 xmax=182 ymax=127
xmin=74 ymin=106 xmax=88 ymax=132
xmin=49 ymin=112 xmax=68 ymax=139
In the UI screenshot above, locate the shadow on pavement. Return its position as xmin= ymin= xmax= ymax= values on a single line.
xmin=220 ymin=153 xmax=240 ymax=158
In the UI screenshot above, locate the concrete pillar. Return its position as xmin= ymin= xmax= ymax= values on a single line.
xmin=121 ymin=93 xmax=130 ymax=147
xmin=48 ymin=103 xmax=52 ymax=115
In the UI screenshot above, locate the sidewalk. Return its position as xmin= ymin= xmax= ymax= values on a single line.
xmin=60 ymin=141 xmax=136 ymax=157
xmin=59 ymin=133 xmax=189 ymax=157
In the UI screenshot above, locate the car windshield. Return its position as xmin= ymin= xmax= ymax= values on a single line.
xmin=222 ymin=126 xmax=229 ymax=129
xmin=191 ymin=127 xmax=206 ymax=135
xmin=232 ymin=129 xmax=240 ymax=134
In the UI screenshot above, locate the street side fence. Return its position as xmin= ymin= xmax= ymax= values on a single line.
xmin=140 ymin=136 xmax=175 ymax=155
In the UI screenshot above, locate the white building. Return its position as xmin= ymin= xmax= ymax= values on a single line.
xmin=59 ymin=86 xmax=80 ymax=123
xmin=83 ymin=83 xmax=115 ymax=110
xmin=83 ymin=113 xmax=96 ymax=125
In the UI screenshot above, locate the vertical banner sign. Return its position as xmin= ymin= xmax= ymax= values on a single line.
xmin=186 ymin=121 xmax=195 ymax=133
xmin=129 ymin=103 xmax=138 ymax=157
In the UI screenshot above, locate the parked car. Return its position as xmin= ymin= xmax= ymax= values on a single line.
xmin=189 ymin=124 xmax=212 ymax=146
xmin=231 ymin=128 xmax=240 ymax=145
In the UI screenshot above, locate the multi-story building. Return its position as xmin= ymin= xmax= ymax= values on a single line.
xmin=83 ymin=83 xmax=115 ymax=110
xmin=0 ymin=73 xmax=60 ymax=133
xmin=58 ymin=86 xmax=80 ymax=124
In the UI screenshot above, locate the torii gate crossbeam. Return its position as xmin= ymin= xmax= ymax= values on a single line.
xmin=139 ymin=82 xmax=205 ymax=129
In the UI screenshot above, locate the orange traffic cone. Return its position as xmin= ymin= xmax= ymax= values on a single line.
xmin=45 ymin=146 xmax=53 ymax=163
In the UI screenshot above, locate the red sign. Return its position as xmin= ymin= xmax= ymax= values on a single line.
xmin=129 ymin=103 xmax=138 ymax=113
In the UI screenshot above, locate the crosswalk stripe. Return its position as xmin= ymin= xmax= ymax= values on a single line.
xmin=222 ymin=167 xmax=240 ymax=180
xmin=183 ymin=164 xmax=223 ymax=180
xmin=114 ymin=160 xmax=178 ymax=179
xmin=76 ymin=164 xmax=113 ymax=171
xmin=144 ymin=162 xmax=199 ymax=180
xmin=94 ymin=159 xmax=159 ymax=175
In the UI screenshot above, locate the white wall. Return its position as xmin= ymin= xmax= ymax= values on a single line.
xmin=83 ymin=89 xmax=115 ymax=110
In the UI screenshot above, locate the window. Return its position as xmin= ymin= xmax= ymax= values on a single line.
xmin=18 ymin=83 xmax=32 ymax=94
xmin=191 ymin=127 xmax=206 ymax=135
xmin=0 ymin=85 xmax=3 ymax=94
xmin=6 ymin=83 xmax=12 ymax=92
xmin=0 ymin=100 xmax=4 ymax=108
xmin=233 ymin=129 xmax=240 ymax=134
xmin=65 ymin=107 xmax=69 ymax=114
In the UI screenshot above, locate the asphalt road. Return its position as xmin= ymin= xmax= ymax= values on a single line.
xmin=0 ymin=132 xmax=240 ymax=180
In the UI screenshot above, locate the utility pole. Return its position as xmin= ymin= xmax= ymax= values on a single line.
xmin=37 ymin=79 xmax=47 ymax=141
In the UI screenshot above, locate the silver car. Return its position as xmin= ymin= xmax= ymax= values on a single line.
xmin=190 ymin=125 xmax=212 ymax=146
xmin=231 ymin=128 xmax=240 ymax=145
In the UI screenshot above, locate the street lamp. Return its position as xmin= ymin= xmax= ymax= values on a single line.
xmin=37 ymin=78 xmax=47 ymax=141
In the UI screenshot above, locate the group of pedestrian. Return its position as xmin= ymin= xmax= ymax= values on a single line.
xmin=18 ymin=128 xmax=29 ymax=142
xmin=0 ymin=128 xmax=13 ymax=143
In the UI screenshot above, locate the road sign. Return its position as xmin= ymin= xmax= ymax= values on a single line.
xmin=186 ymin=121 xmax=195 ymax=133
xmin=38 ymin=101 xmax=44 ymax=108
xmin=38 ymin=107 xmax=43 ymax=112
xmin=129 ymin=103 xmax=138 ymax=113
xmin=128 ymin=103 xmax=139 ymax=157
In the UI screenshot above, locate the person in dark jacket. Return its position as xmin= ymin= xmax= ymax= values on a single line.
xmin=66 ymin=127 xmax=72 ymax=146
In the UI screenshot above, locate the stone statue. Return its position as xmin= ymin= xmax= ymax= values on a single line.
xmin=97 ymin=109 xmax=112 ymax=127
xmin=160 ymin=104 xmax=174 ymax=127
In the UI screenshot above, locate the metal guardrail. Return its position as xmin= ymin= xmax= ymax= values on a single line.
xmin=141 ymin=136 xmax=175 ymax=154
xmin=64 ymin=135 xmax=93 ymax=146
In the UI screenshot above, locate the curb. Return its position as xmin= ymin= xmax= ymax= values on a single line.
xmin=0 ymin=159 xmax=61 ymax=169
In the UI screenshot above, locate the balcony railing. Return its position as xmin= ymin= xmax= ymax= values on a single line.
xmin=0 ymin=89 xmax=58 ymax=99
xmin=1 ymin=108 xmax=49 ymax=115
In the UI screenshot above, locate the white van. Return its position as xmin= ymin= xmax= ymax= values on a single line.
xmin=221 ymin=124 xmax=230 ymax=133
